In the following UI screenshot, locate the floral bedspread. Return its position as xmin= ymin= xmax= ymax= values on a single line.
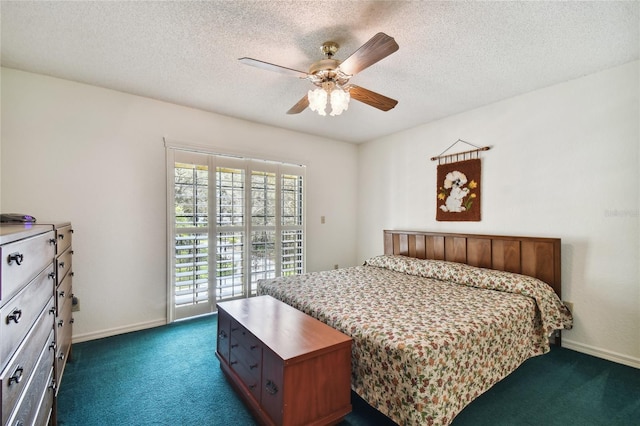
xmin=257 ymin=255 xmax=573 ymax=425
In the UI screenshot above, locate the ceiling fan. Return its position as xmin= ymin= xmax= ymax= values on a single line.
xmin=239 ymin=32 xmax=399 ymax=116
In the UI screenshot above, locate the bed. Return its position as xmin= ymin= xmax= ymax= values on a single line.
xmin=257 ymin=230 xmax=573 ymax=425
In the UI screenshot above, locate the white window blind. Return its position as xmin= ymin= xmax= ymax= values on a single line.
xmin=167 ymin=148 xmax=305 ymax=321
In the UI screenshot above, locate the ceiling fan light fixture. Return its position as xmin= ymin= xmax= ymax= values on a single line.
xmin=308 ymin=81 xmax=350 ymax=117
xmin=329 ymin=87 xmax=350 ymax=116
xmin=308 ymin=87 xmax=328 ymax=116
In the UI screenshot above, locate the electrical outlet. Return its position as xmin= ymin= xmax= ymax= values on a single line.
xmin=563 ymin=301 xmax=573 ymax=313
xmin=334 ymin=264 xmax=339 ymax=270
xmin=321 ymin=216 xmax=326 ymax=224
xmin=72 ymin=296 xmax=80 ymax=312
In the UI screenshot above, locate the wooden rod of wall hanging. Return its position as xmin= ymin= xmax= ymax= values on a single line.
xmin=430 ymin=146 xmax=490 ymax=161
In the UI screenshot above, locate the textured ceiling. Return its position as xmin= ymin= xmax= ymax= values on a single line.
xmin=1 ymin=1 xmax=638 ymax=143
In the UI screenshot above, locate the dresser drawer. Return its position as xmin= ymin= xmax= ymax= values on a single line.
xmin=1 ymin=301 xmax=54 ymax=425
xmin=230 ymin=320 xmax=261 ymax=352
xmin=56 ymin=269 xmax=73 ymax=317
xmin=55 ymin=293 xmax=73 ymax=393
xmin=0 ymin=230 xmax=55 ymax=304
xmin=230 ymin=335 xmax=262 ymax=367
xmin=6 ymin=334 xmax=55 ymax=426
xmin=55 ymin=225 xmax=73 ymax=256
xmin=33 ymin=367 xmax=54 ymax=426
xmin=56 ymin=245 xmax=73 ymax=285
xmin=217 ymin=310 xmax=231 ymax=363
xmin=230 ymin=335 xmax=261 ymax=379
xmin=0 ymin=263 xmax=56 ymax=363
xmin=229 ymin=350 xmax=261 ymax=402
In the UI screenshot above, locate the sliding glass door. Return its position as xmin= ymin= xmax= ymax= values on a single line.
xmin=167 ymin=149 xmax=305 ymax=321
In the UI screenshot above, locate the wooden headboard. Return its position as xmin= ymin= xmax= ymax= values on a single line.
xmin=384 ymin=230 xmax=562 ymax=299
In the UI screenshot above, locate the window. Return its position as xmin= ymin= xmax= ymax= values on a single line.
xmin=167 ymin=149 xmax=305 ymax=320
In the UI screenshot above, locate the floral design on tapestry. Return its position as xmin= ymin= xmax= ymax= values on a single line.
xmin=436 ymin=159 xmax=481 ymax=221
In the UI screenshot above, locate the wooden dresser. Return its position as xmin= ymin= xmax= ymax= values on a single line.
xmin=0 ymin=222 xmax=74 ymax=426
xmin=51 ymin=222 xmax=74 ymax=425
xmin=216 ymin=295 xmax=352 ymax=426
xmin=0 ymin=224 xmax=57 ymax=425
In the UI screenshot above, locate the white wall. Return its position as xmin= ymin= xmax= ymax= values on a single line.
xmin=1 ymin=68 xmax=359 ymax=341
xmin=357 ymin=61 xmax=640 ymax=368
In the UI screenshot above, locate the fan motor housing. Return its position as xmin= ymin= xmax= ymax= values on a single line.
xmin=309 ymin=59 xmax=340 ymax=76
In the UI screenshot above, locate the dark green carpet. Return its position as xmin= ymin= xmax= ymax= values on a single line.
xmin=57 ymin=314 xmax=640 ymax=425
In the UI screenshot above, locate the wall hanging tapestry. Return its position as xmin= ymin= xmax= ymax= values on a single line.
xmin=432 ymin=140 xmax=489 ymax=222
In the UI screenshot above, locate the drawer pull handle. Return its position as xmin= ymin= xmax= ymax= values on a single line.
xmin=48 ymin=272 xmax=56 ymax=280
xmin=59 ymin=234 xmax=64 ymax=240
xmin=59 ymin=261 xmax=65 ymax=269
xmin=250 ymin=345 xmax=258 ymax=350
xmin=249 ymin=384 xmax=257 ymax=389
xmin=59 ymin=291 xmax=66 ymax=298
xmin=230 ymin=361 xmax=238 ymax=366
xmin=231 ymin=343 xmax=238 ymax=348
xmin=9 ymin=366 xmax=24 ymax=385
xmin=231 ymin=327 xmax=239 ymax=332
xmin=249 ymin=363 xmax=258 ymax=370
xmin=49 ymin=238 xmax=57 ymax=246
xmin=6 ymin=308 xmax=22 ymax=324
xmin=7 ymin=252 xmax=24 ymax=266
xmin=49 ymin=342 xmax=57 ymax=352
xmin=265 ymin=380 xmax=278 ymax=395
xmin=58 ymin=320 xmax=64 ymax=327
xmin=218 ymin=331 xmax=227 ymax=339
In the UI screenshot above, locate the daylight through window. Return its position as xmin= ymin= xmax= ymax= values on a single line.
xmin=168 ymin=149 xmax=305 ymax=320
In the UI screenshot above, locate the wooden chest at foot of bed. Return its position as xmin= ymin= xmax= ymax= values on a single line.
xmin=216 ymin=295 xmax=352 ymax=426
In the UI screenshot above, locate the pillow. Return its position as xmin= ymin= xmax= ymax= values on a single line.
xmin=363 ymin=254 xmax=412 ymax=274
xmin=364 ymin=254 xmax=572 ymax=334
xmin=364 ymin=254 xmax=468 ymax=281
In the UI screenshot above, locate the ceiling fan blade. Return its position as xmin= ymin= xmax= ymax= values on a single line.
xmin=238 ymin=57 xmax=308 ymax=78
xmin=338 ymin=33 xmax=399 ymax=76
xmin=349 ymin=85 xmax=398 ymax=111
xmin=287 ymin=94 xmax=310 ymax=114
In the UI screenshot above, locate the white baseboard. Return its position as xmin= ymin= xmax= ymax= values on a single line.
xmin=563 ymin=339 xmax=640 ymax=369
xmin=71 ymin=318 xmax=167 ymax=343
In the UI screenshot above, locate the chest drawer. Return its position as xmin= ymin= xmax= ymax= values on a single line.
xmin=55 ymin=225 xmax=73 ymax=256
xmin=230 ymin=335 xmax=262 ymax=367
xmin=6 ymin=331 xmax=55 ymax=426
xmin=56 ymin=245 xmax=73 ymax=285
xmin=0 ymin=263 xmax=56 ymax=364
xmin=217 ymin=310 xmax=231 ymax=363
xmin=0 ymin=231 xmax=55 ymax=304
xmin=229 ymin=348 xmax=261 ymax=402
xmin=55 ymin=293 xmax=74 ymax=393
xmin=1 ymin=299 xmax=54 ymax=425
xmin=230 ymin=320 xmax=261 ymax=353
xmin=56 ymin=270 xmax=73 ymax=317
xmin=34 ymin=367 xmax=54 ymax=426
